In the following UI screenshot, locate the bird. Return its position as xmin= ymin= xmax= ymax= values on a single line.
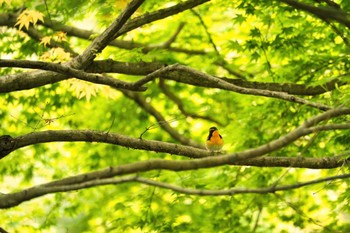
xmin=206 ymin=126 xmax=224 ymax=152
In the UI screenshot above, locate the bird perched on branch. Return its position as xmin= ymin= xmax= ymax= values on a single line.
xmin=206 ymin=126 xmax=224 ymax=152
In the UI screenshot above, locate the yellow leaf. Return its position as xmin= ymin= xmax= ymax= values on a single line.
xmin=67 ymin=79 xmax=100 ymax=101
xmin=15 ymin=10 xmax=44 ymax=30
xmin=40 ymin=51 xmax=51 ymax=61
xmin=40 ymin=36 xmax=51 ymax=47
xmin=15 ymin=16 xmax=30 ymax=30
xmin=0 ymin=0 xmax=11 ymax=6
xmin=40 ymin=48 xmax=71 ymax=62
xmin=55 ymin=31 xmax=67 ymax=42
xmin=52 ymin=47 xmax=71 ymax=61
xmin=30 ymin=10 xmax=44 ymax=24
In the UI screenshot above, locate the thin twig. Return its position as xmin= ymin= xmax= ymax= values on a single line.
xmin=158 ymin=79 xmax=223 ymax=125
xmin=191 ymin=9 xmax=220 ymax=55
xmin=162 ymin=22 xmax=186 ymax=48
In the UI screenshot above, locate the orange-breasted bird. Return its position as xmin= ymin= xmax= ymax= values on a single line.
xmin=206 ymin=126 xmax=224 ymax=152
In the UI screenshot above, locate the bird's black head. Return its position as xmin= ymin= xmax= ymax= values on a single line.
xmin=207 ymin=127 xmax=220 ymax=140
xmin=209 ymin=126 xmax=218 ymax=132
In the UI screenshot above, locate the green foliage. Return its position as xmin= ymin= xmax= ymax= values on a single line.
xmin=1 ymin=0 xmax=350 ymax=232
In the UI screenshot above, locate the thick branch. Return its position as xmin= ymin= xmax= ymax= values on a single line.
xmin=1 ymin=171 xmax=350 ymax=208
xmin=88 ymin=61 xmax=349 ymax=96
xmin=116 ymin=0 xmax=210 ymax=37
xmin=1 ymin=107 xmax=350 ymax=160
xmin=0 ymin=59 xmax=146 ymax=91
xmin=0 ymin=60 xmax=167 ymax=93
xmin=0 ymin=58 xmax=346 ymax=102
xmin=0 ymin=129 xmax=348 ymax=169
xmin=2 ymin=108 xmax=350 ymax=207
xmin=71 ymin=0 xmax=145 ymax=69
xmin=0 ymin=0 xmax=147 ymax=92
xmin=222 ymin=77 xmax=347 ymax=96
xmin=0 ymin=130 xmax=207 ymax=159
xmin=86 ymin=60 xmax=165 ymax=75
xmin=144 ymin=64 xmax=333 ymax=111
xmin=281 ymin=0 xmax=350 ymax=29
xmin=0 ymin=227 xmax=9 ymax=233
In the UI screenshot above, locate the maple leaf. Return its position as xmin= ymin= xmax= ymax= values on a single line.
xmin=40 ymin=36 xmax=51 ymax=47
xmin=68 ymin=79 xmax=100 ymax=101
xmin=30 ymin=10 xmax=44 ymax=24
xmin=55 ymin=31 xmax=67 ymax=42
xmin=51 ymin=48 xmax=71 ymax=61
xmin=40 ymin=48 xmax=71 ymax=62
xmin=15 ymin=10 xmax=44 ymax=30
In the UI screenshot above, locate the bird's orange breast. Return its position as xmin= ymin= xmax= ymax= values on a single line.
xmin=207 ymin=131 xmax=223 ymax=145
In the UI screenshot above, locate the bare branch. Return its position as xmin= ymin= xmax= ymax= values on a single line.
xmin=1 ymin=171 xmax=350 ymax=208
xmin=0 ymin=58 xmax=347 ymax=102
xmin=161 ymin=22 xmax=186 ymax=48
xmin=0 ymin=130 xmax=207 ymax=159
xmin=191 ymin=9 xmax=220 ymax=55
xmin=315 ymin=0 xmax=341 ymax=9
xmin=2 ymin=107 xmax=350 ymax=160
xmin=157 ymin=64 xmax=333 ymax=111
xmin=1 ymin=129 xmax=348 ymax=169
xmin=0 ymin=60 xmax=167 ymax=93
xmin=0 ymin=59 xmax=146 ymax=91
xmin=3 ymin=107 xmax=350 ymax=207
xmin=0 ymin=70 xmax=67 ymax=93
xmin=116 ymin=0 xmax=210 ymax=37
xmin=158 ymin=79 xmax=224 ymax=126
xmin=252 ymin=205 xmax=263 ymax=233
xmin=72 ymin=0 xmax=145 ymax=69
xmin=0 ymin=227 xmax=9 ymax=233
xmin=86 ymin=60 xmax=165 ymax=75
xmin=281 ymin=0 xmax=350 ymax=29
xmin=309 ymin=123 xmax=350 ymax=132
xmin=223 ymin=75 xmax=348 ymax=96
xmin=134 ymin=173 xmax=350 ymax=195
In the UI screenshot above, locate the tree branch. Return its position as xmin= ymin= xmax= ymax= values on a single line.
xmin=1 ymin=171 xmax=350 ymax=209
xmin=86 ymin=60 xmax=165 ymax=75
xmin=222 ymin=76 xmax=348 ymax=96
xmin=161 ymin=22 xmax=186 ymax=48
xmin=2 ymin=108 xmax=350 ymax=207
xmin=0 ymin=59 xmax=146 ymax=91
xmin=1 ymin=58 xmax=347 ymax=102
xmin=158 ymin=79 xmax=223 ymax=126
xmin=0 ymin=227 xmax=9 ymax=233
xmin=153 ymin=64 xmax=333 ymax=111
xmin=115 ymin=0 xmax=210 ymax=37
xmin=71 ymin=0 xmax=145 ymax=69
xmin=281 ymin=0 xmax=350 ymax=29
xmin=2 ymin=107 xmax=350 ymax=162
xmin=0 ymin=60 xmax=168 ymax=93
xmin=0 ymin=0 xmax=147 ymax=92
xmin=0 ymin=129 xmax=348 ymax=168
xmin=191 ymin=9 xmax=220 ymax=55
xmin=121 ymin=90 xmax=205 ymax=148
